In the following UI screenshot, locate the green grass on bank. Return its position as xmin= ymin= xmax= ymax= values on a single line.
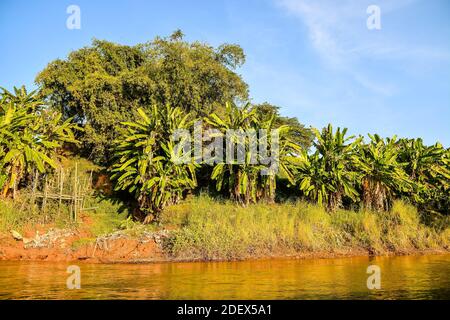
xmin=162 ymin=196 xmax=450 ymax=260
xmin=0 ymin=197 xmax=73 ymax=234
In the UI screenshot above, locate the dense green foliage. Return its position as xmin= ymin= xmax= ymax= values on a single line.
xmin=36 ymin=30 xmax=250 ymax=164
xmin=398 ymin=138 xmax=450 ymax=214
xmin=108 ymin=102 xmax=449 ymax=219
xmin=294 ymin=124 xmax=359 ymax=212
xmin=291 ymin=127 xmax=449 ymax=215
xmin=0 ymin=87 xmax=79 ymax=198
xmin=205 ymin=102 xmax=301 ymax=205
xmin=353 ymin=135 xmax=412 ymax=211
xmin=111 ymin=105 xmax=197 ymax=221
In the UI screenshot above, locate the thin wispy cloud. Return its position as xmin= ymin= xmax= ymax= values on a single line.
xmin=275 ymin=0 xmax=449 ymax=96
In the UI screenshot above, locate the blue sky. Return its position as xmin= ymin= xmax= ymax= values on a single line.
xmin=1 ymin=0 xmax=449 ymax=146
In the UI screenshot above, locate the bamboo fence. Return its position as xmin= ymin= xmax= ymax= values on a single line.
xmin=31 ymin=163 xmax=93 ymax=222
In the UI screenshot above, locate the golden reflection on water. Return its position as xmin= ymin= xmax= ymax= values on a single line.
xmin=0 ymin=255 xmax=449 ymax=299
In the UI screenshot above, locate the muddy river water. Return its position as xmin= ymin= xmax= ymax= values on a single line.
xmin=0 ymin=254 xmax=449 ymax=299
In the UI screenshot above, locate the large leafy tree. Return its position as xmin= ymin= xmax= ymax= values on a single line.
xmin=352 ymin=135 xmax=412 ymax=211
xmin=0 ymin=86 xmax=79 ymax=198
xmin=205 ymin=102 xmax=301 ymax=204
xmin=36 ymin=30 xmax=249 ymax=164
xmin=295 ymin=124 xmax=359 ymax=212
xmin=110 ymin=105 xmax=197 ymax=222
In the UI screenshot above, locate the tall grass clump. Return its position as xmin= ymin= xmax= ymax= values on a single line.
xmin=0 ymin=200 xmax=29 ymax=233
xmin=81 ymin=197 xmax=131 ymax=236
xmin=163 ymin=196 xmax=449 ymax=261
xmin=379 ymin=200 xmax=444 ymax=251
xmin=0 ymin=197 xmax=73 ymax=233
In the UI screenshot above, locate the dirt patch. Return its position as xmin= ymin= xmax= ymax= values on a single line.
xmin=0 ymin=228 xmax=169 ymax=263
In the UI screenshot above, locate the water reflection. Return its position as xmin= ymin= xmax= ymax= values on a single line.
xmin=0 ymin=255 xmax=449 ymax=299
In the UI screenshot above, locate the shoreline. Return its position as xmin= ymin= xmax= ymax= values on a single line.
xmin=1 ymin=229 xmax=448 ymax=264
xmin=112 ymin=249 xmax=450 ymax=265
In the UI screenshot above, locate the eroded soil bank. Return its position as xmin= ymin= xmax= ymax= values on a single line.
xmin=0 ymin=226 xmax=168 ymax=263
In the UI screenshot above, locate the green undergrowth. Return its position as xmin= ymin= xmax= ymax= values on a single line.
xmin=161 ymin=196 xmax=450 ymax=260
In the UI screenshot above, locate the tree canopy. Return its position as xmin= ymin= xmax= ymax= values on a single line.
xmin=36 ymin=30 xmax=250 ymax=164
xmin=254 ymin=102 xmax=312 ymax=149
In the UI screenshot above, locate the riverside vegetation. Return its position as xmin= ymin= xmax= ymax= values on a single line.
xmin=0 ymin=31 xmax=449 ymax=261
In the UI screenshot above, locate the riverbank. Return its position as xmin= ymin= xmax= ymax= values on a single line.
xmin=0 ymin=227 xmax=448 ymax=264
xmin=1 ymin=196 xmax=448 ymax=263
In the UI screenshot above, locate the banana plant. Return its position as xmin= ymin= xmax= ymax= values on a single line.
xmin=205 ymin=102 xmax=301 ymax=204
xmin=398 ymin=138 xmax=450 ymax=212
xmin=294 ymin=124 xmax=359 ymax=212
xmin=111 ymin=105 xmax=197 ymax=221
xmin=294 ymin=151 xmax=332 ymax=207
xmin=352 ymin=134 xmax=412 ymax=211
xmin=0 ymin=86 xmax=79 ymax=198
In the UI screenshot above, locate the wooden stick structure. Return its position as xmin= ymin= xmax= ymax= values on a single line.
xmin=30 ymin=162 xmax=93 ymax=222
